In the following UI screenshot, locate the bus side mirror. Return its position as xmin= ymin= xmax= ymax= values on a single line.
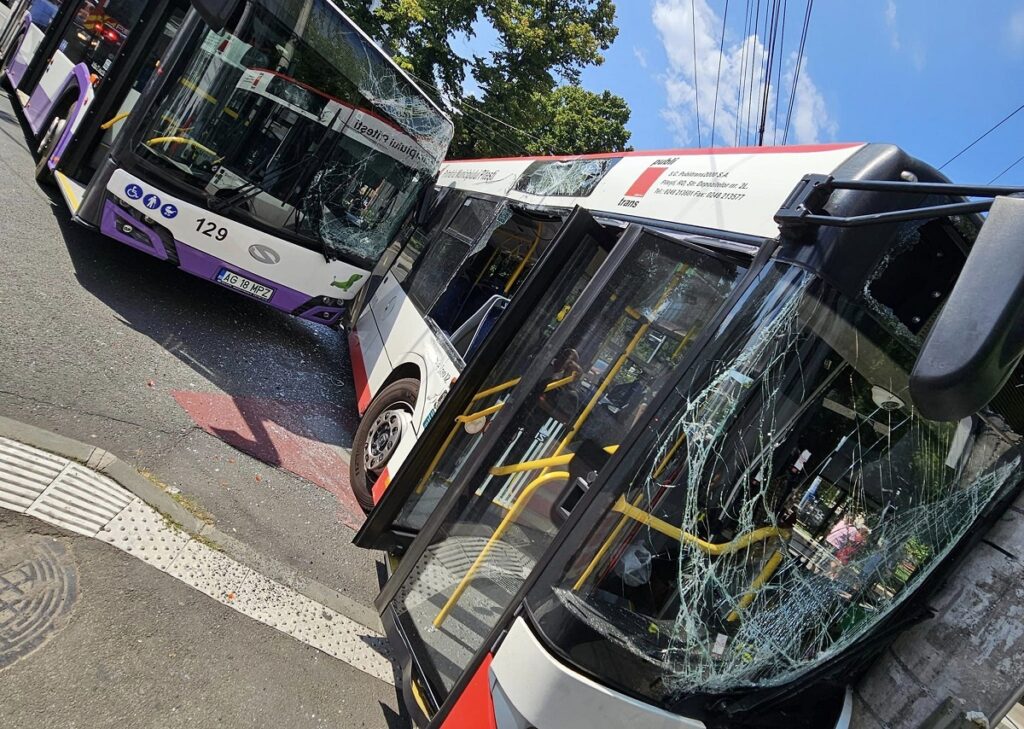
xmin=190 ymin=0 xmax=239 ymax=32
xmin=910 ymin=196 xmax=1024 ymax=421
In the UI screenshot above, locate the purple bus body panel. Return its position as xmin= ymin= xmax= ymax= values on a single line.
xmin=101 ymin=201 xmax=170 ymax=260
xmin=98 ymin=201 xmax=343 ymax=324
xmin=175 ymin=244 xmax=312 ymax=311
xmin=47 ymin=64 xmax=91 ymax=165
xmin=3 ymin=15 xmax=31 ymax=86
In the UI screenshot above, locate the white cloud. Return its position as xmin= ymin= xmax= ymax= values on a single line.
xmin=633 ymin=45 xmax=649 ymax=69
xmin=652 ymin=0 xmax=837 ymax=147
xmin=885 ymin=0 xmax=901 ymax=51
xmin=1010 ymin=7 xmax=1024 ymax=48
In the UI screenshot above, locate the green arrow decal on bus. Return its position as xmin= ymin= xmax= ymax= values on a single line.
xmin=331 ymin=274 xmax=364 ymax=291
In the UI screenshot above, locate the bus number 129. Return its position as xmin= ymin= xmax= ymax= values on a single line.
xmin=195 ymin=218 xmax=228 ymax=241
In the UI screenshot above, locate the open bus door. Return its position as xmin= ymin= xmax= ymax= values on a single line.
xmin=357 ymin=178 xmax=1024 ymax=728
xmin=354 ymin=207 xmax=619 ymax=553
xmin=17 ymin=0 xmax=192 ymax=212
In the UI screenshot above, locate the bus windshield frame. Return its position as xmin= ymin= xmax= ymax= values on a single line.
xmin=522 ymin=259 xmax=1024 ymax=714
xmin=127 ymin=0 xmax=453 ymax=267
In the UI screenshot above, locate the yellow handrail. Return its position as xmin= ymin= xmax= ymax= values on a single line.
xmin=609 ymin=495 xmax=790 ymax=555
xmin=433 ymin=471 xmax=570 ymax=628
xmin=145 ymin=136 xmax=218 ymax=157
xmin=489 ymin=444 xmax=618 ymax=476
xmin=99 ymin=111 xmax=130 ymax=130
xmin=726 ymin=549 xmax=785 ymax=622
xmin=504 ymin=223 xmax=542 ymax=294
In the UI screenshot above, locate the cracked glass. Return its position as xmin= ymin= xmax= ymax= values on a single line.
xmin=388 ymin=230 xmax=746 ymax=699
xmin=134 ymin=0 xmax=453 ymax=265
xmin=527 ymin=262 xmax=1023 ymax=706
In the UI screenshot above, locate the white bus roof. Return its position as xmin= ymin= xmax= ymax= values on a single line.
xmin=437 ymin=144 xmax=866 ymax=239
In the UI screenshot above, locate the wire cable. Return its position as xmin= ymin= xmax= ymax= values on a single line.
xmin=710 ymin=0 xmax=730 ymax=147
xmin=940 ymin=101 xmax=1024 ymax=170
xmin=771 ymin=0 xmax=787 ymax=145
xmin=691 ymin=0 xmax=702 ymax=146
xmin=782 ymin=0 xmax=813 ymax=144
xmin=989 ymin=153 xmax=1024 ymax=184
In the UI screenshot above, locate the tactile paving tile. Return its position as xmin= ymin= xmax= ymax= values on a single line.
xmin=0 ymin=440 xmax=397 ymax=685
xmin=232 ymin=570 xmax=395 ymax=683
xmin=0 ymin=437 xmax=68 ymax=513
xmin=96 ymin=498 xmax=191 ymax=569
xmin=27 ymin=464 xmax=134 ymax=537
xmin=167 ymin=541 xmax=255 ymax=605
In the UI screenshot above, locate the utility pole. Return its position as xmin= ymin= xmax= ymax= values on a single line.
xmin=852 ymin=486 xmax=1024 ymax=728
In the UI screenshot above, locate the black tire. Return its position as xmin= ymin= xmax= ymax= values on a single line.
xmin=34 ymin=115 xmax=64 ymax=185
xmin=350 ymin=377 xmax=419 ymax=513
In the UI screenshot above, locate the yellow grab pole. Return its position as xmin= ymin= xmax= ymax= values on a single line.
xmin=414 ymin=422 xmax=460 ymax=495
xmin=99 ymin=111 xmax=130 ymax=130
xmin=504 ymin=223 xmax=542 ymax=294
xmin=609 ymin=495 xmax=790 ymax=556
xmin=433 ymin=471 xmax=570 ymax=628
xmin=726 ymin=548 xmax=786 ymax=622
xmin=489 ymin=444 xmax=618 ymax=476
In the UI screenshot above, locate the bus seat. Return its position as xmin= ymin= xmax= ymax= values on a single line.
xmin=451 ymin=294 xmax=509 ymax=358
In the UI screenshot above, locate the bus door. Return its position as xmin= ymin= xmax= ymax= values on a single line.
xmin=364 ymin=224 xmax=749 ymax=723
xmin=1 ymin=0 xmax=64 ymax=89
xmin=27 ymin=0 xmax=189 ymax=211
xmin=354 ymin=207 xmax=619 ymax=544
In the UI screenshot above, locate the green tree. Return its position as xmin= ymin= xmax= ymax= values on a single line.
xmin=337 ymin=0 xmax=631 ymax=158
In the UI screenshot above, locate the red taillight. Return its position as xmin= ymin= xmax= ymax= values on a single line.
xmin=103 ymin=28 xmax=119 ymax=42
xmin=94 ymin=23 xmax=103 ymax=32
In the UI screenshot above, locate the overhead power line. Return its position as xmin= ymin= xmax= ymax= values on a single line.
xmin=782 ymin=0 xmax=813 ymax=145
xmin=940 ymin=101 xmax=1024 ymax=171
xmin=691 ymin=0 xmax=702 ymax=147
xmin=989 ymin=153 xmax=1024 ymax=184
xmin=709 ymin=0 xmax=730 ymax=147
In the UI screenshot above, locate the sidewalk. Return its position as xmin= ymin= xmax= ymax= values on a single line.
xmin=0 ymin=423 xmax=406 ymax=729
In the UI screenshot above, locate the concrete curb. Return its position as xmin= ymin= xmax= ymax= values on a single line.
xmin=0 ymin=415 xmax=383 ymax=633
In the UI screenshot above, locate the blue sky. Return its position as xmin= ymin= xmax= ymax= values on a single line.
xmin=459 ymin=1 xmax=1024 ymax=186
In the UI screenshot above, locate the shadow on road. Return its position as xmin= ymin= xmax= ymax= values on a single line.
xmin=3 ymin=89 xmax=360 ymax=466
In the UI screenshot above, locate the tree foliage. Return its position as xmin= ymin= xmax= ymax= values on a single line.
xmin=337 ymin=0 xmax=632 ymax=158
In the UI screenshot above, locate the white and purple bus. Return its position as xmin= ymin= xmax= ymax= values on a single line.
xmin=1 ymin=0 xmax=453 ymax=326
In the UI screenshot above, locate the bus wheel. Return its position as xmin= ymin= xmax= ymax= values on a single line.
xmin=34 ymin=116 xmax=65 ymax=185
xmin=350 ymin=378 xmax=419 ymax=513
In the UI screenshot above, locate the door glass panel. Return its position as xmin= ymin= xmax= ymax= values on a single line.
xmin=54 ymin=0 xmax=147 ymax=87
xmin=389 ymin=230 xmax=747 ymax=699
xmin=527 ymin=264 xmax=1024 ymax=707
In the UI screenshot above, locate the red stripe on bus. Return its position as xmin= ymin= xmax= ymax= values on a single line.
xmin=371 ymin=467 xmax=390 ymax=504
xmin=348 ymin=329 xmax=372 ymax=415
xmin=624 ymin=165 xmax=670 ymax=198
xmin=441 ymin=654 xmax=497 ymax=729
xmin=445 ymin=142 xmax=863 ymax=164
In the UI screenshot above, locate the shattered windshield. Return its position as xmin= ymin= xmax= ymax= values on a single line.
xmin=529 ymin=263 xmax=1023 ymax=704
xmin=134 ymin=0 xmax=453 ymax=264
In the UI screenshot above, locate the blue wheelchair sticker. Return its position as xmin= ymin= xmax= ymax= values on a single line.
xmin=124 ymin=183 xmax=143 ymax=200
xmin=160 ymin=203 xmax=178 ymax=219
xmin=142 ymin=193 xmax=161 ymax=210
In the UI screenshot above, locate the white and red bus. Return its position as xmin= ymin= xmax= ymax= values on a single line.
xmin=346 ymin=143 xmax=870 ymax=508
xmin=352 ymin=142 xmax=1024 ymax=728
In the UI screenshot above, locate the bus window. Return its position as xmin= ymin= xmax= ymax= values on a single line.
xmin=27 ymin=0 xmax=62 ymax=30
xmin=53 ymin=0 xmax=147 ymax=88
xmin=404 ymin=197 xmax=500 ymax=313
xmin=530 ymin=263 xmax=1023 ymax=706
xmin=133 ymin=0 xmax=452 ymax=269
xmin=412 ymin=206 xmax=565 ymax=337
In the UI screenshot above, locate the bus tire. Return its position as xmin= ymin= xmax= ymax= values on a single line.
xmin=34 ymin=115 xmax=65 ymax=185
xmin=350 ymin=377 xmax=419 ymax=513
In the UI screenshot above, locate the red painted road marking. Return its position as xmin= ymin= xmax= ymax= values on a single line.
xmin=172 ymin=390 xmax=365 ymax=529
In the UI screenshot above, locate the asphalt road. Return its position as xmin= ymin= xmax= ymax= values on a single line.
xmin=0 ymin=509 xmax=405 ymax=729
xmin=0 ymin=10 xmax=383 ymax=648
